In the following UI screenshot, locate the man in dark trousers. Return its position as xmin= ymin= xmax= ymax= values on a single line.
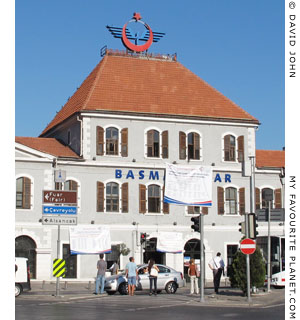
xmin=208 ymin=252 xmax=225 ymax=294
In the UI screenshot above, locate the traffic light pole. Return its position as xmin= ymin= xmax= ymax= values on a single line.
xmin=200 ymin=214 xmax=205 ymax=302
xmin=267 ymin=200 xmax=271 ymax=292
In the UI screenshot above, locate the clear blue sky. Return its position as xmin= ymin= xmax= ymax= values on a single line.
xmin=15 ymin=0 xmax=284 ymax=151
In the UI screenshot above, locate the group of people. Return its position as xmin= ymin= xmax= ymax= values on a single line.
xmin=187 ymin=252 xmax=225 ymax=295
xmin=94 ymin=252 xmax=225 ymax=296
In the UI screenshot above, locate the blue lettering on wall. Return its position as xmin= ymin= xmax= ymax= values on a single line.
xmin=225 ymin=174 xmax=231 ymax=183
xmin=149 ymin=171 xmax=159 ymax=180
xmin=214 ymin=173 xmax=222 ymax=183
xmin=139 ymin=170 xmax=145 ymax=180
xmin=115 ymin=169 xmax=122 ymax=179
xmin=126 ymin=170 xmax=135 ymax=179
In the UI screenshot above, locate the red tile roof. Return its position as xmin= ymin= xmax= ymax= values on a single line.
xmin=15 ymin=137 xmax=80 ymax=158
xmin=41 ymin=53 xmax=259 ymax=135
xmin=256 ymin=150 xmax=285 ymax=168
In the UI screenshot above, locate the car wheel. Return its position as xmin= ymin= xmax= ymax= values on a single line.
xmin=106 ymin=291 xmax=116 ymax=295
xmin=15 ymin=284 xmax=22 ymax=297
xmin=165 ymin=281 xmax=177 ymax=294
xmin=118 ymin=282 xmax=128 ymax=295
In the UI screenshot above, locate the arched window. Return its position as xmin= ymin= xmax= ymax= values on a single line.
xmin=224 ymin=135 xmax=236 ymax=161
xmin=64 ymin=180 xmax=78 ymax=191
xmin=106 ymin=127 xmax=119 ymax=155
xmin=147 ymin=130 xmax=160 ymax=158
xmin=262 ymin=188 xmax=274 ymax=209
xmin=106 ymin=182 xmax=119 ymax=212
xmin=187 ymin=132 xmax=200 ymax=160
xmin=148 ymin=184 xmax=161 ymax=213
xmin=16 ymin=177 xmax=31 ymax=209
xmin=225 ymin=187 xmax=237 ymax=215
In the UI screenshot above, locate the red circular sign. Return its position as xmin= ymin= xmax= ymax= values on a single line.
xmin=240 ymin=238 xmax=256 ymax=255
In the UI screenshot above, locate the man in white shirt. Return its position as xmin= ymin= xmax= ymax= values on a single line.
xmin=208 ymin=252 xmax=225 ymax=294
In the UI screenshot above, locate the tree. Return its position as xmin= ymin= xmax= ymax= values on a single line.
xmin=229 ymin=249 xmax=266 ymax=293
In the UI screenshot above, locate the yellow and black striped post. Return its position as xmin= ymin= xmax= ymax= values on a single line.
xmin=53 ymin=259 xmax=66 ymax=278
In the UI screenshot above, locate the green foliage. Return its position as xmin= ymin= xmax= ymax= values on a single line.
xmin=229 ymin=249 xmax=266 ymax=293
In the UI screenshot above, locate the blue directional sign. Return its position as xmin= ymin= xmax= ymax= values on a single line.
xmin=43 ymin=205 xmax=77 ymax=215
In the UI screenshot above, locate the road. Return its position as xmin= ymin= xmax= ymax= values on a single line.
xmin=16 ymin=290 xmax=285 ymax=320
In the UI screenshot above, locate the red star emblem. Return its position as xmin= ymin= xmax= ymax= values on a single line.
xmin=133 ymin=12 xmax=142 ymax=21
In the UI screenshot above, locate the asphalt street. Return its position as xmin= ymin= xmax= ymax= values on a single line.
xmin=15 ymin=284 xmax=285 ymax=320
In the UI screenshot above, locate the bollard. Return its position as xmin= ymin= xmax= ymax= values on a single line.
xmin=42 ymin=280 xmax=45 ymax=289
xmin=64 ymin=281 xmax=67 ymax=290
xmin=88 ymin=281 xmax=91 ymax=290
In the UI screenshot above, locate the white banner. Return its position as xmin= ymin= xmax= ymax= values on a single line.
xmin=164 ymin=164 xmax=212 ymax=207
xmin=156 ymin=232 xmax=183 ymax=253
xmin=69 ymin=226 xmax=111 ymax=254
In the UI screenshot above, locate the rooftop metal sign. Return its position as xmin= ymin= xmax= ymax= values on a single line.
xmin=106 ymin=12 xmax=165 ymax=52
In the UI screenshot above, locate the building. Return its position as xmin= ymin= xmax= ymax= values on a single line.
xmin=15 ymin=50 xmax=285 ymax=282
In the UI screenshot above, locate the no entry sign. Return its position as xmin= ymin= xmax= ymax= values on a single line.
xmin=240 ymin=238 xmax=256 ymax=255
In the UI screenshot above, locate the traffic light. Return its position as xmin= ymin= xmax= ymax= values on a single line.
xmin=248 ymin=213 xmax=258 ymax=239
xmin=238 ymin=221 xmax=245 ymax=235
xmin=191 ymin=215 xmax=200 ymax=232
xmin=140 ymin=233 xmax=149 ymax=245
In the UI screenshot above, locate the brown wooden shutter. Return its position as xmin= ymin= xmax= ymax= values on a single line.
xmin=162 ymin=186 xmax=169 ymax=214
xmin=217 ymin=187 xmax=224 ymax=215
xmin=194 ymin=133 xmax=200 ymax=159
xmin=162 ymin=130 xmax=168 ymax=159
xmin=23 ymin=177 xmax=31 ymax=209
xmin=179 ymin=131 xmax=186 ymax=160
xmin=237 ymin=136 xmax=244 ymax=162
xmin=239 ymin=187 xmax=245 ymax=215
xmin=187 ymin=206 xmax=194 ymax=214
xmin=255 ymin=188 xmax=261 ymax=210
xmin=147 ymin=130 xmax=153 ymax=157
xmin=121 ymin=183 xmax=128 ymax=213
xmin=96 ymin=126 xmax=104 ymax=156
xmin=121 ymin=128 xmax=128 ymax=157
xmin=139 ymin=184 xmax=146 ymax=213
xmin=202 ymin=207 xmax=208 ymax=215
xmin=97 ymin=182 xmax=104 ymax=212
xmin=275 ymin=188 xmax=282 ymax=209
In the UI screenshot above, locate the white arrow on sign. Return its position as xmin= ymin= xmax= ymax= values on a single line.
xmin=45 ymin=193 xmax=50 ymax=200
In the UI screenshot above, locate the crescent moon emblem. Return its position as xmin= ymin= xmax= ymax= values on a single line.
xmin=122 ymin=22 xmax=153 ymax=52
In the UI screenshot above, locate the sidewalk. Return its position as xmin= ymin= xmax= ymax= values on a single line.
xmin=22 ymin=280 xmax=285 ymax=307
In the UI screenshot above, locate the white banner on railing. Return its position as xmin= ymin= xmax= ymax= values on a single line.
xmin=164 ymin=164 xmax=212 ymax=207
xmin=156 ymin=232 xmax=183 ymax=253
xmin=69 ymin=225 xmax=111 ymax=254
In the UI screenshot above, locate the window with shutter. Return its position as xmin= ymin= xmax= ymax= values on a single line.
xmin=188 ymin=132 xmax=200 ymax=160
xmin=275 ymin=188 xmax=282 ymax=209
xmin=162 ymin=131 xmax=168 ymax=159
xmin=147 ymin=130 xmax=159 ymax=157
xmin=122 ymin=183 xmax=128 ymax=213
xmin=121 ymin=128 xmax=128 ymax=157
xmin=262 ymin=188 xmax=273 ymax=209
xmin=179 ymin=131 xmax=186 ymax=160
xmin=255 ymin=188 xmax=261 ymax=210
xmin=187 ymin=206 xmax=200 ymax=214
xmin=225 ymin=187 xmax=237 ymax=215
xmin=96 ymin=126 xmax=104 ymax=156
xmin=237 ymin=136 xmax=244 ymax=162
xmin=148 ymin=184 xmax=161 ymax=213
xmin=239 ymin=188 xmax=245 ymax=215
xmin=97 ymin=182 xmax=104 ymax=212
xmin=16 ymin=177 xmax=31 ymax=209
xmin=106 ymin=182 xmax=119 ymax=212
xmin=139 ymin=184 xmax=146 ymax=213
xmin=106 ymin=127 xmax=119 ymax=155
xmin=64 ymin=180 xmax=78 ymax=191
xmin=224 ymin=134 xmax=236 ymax=161
xmin=217 ymin=187 xmax=224 ymax=215
xmin=202 ymin=207 xmax=208 ymax=215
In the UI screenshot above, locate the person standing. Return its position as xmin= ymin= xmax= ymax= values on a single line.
xmin=125 ymin=257 xmax=138 ymax=296
xmin=188 ymin=259 xmax=199 ymax=295
xmin=147 ymin=259 xmax=159 ymax=296
xmin=94 ymin=253 xmax=107 ymax=295
xmin=208 ymin=252 xmax=225 ymax=294
xmin=109 ymin=261 xmax=119 ymax=275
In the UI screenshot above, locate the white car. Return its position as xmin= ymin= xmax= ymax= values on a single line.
xmin=15 ymin=257 xmax=31 ymax=297
xmin=105 ymin=264 xmax=185 ymax=295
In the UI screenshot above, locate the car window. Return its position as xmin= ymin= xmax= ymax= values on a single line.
xmin=138 ymin=267 xmax=147 ymax=275
xmin=157 ymin=266 xmax=170 ymax=273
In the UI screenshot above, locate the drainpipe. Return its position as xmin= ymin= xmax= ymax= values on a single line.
xmin=77 ymin=115 xmax=83 ymax=157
